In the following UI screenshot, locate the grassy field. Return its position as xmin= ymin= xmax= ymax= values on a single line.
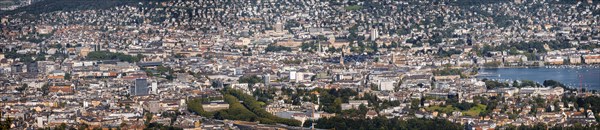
xmin=344 ymin=5 xmax=363 ymax=11
xmin=426 ymin=105 xmax=459 ymax=114
xmin=427 ymin=104 xmax=487 ymax=117
xmin=462 ymin=104 xmax=487 ymax=117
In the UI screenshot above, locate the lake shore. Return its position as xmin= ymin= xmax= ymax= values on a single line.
xmin=476 ymin=66 xmax=600 ymax=90
xmin=479 ymin=64 xmax=600 ymax=69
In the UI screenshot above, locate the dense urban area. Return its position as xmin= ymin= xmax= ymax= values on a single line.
xmin=0 ymin=0 xmax=600 ymax=129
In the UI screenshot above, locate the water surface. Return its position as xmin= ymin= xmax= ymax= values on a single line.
xmin=477 ymin=66 xmax=600 ymax=90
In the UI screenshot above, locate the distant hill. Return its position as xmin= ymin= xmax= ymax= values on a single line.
xmin=0 ymin=0 xmax=168 ymax=16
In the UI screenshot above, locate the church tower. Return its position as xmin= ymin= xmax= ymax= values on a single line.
xmin=340 ymin=52 xmax=344 ymax=65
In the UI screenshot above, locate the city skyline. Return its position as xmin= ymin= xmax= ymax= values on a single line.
xmin=0 ymin=0 xmax=599 ymax=129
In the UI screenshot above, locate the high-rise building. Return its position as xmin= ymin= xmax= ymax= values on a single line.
xmin=264 ymin=74 xmax=270 ymax=87
xmin=151 ymin=82 xmax=158 ymax=94
xmin=130 ymin=78 xmax=149 ymax=96
xmin=275 ymin=22 xmax=284 ymax=32
xmin=371 ymin=28 xmax=379 ymax=41
xmin=289 ymin=71 xmax=297 ymax=81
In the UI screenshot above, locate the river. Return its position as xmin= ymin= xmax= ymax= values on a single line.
xmin=477 ymin=66 xmax=600 ymax=90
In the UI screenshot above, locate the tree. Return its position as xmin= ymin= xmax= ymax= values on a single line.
xmin=78 ymin=124 xmax=89 ymax=130
xmin=118 ymin=123 xmax=127 ymax=129
xmin=314 ymin=117 xmax=463 ymax=130
xmin=0 ymin=114 xmax=11 ymax=130
xmin=543 ymin=80 xmax=566 ymax=88
xmin=520 ymin=80 xmax=539 ymax=87
xmin=64 ymin=73 xmax=72 ymax=80
xmin=358 ymin=104 xmax=368 ymax=117
xmin=166 ymin=75 xmax=175 ymax=81
xmin=16 ymin=84 xmax=28 ymax=92
xmin=411 ymin=99 xmax=421 ymax=109
xmin=265 ymin=44 xmax=292 ymax=52
xmin=87 ymin=51 xmax=142 ymax=63
xmin=303 ymin=119 xmax=314 ymax=128
xmin=55 ymin=123 xmax=68 ymax=130
xmin=41 ymin=84 xmax=50 ymax=96
xmin=144 ymin=113 xmax=153 ymax=125
xmin=225 ymin=89 xmax=301 ymax=126
xmin=370 ymin=84 xmax=379 ymax=91
xmin=187 ymin=98 xmax=214 ymax=118
xmin=333 ymin=98 xmax=343 ymax=113
xmin=512 ymin=81 xmax=520 ymax=88
xmin=239 ymin=75 xmax=263 ymax=87
xmin=484 ymin=80 xmax=508 ymax=89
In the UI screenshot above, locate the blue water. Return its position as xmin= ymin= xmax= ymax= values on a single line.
xmin=477 ymin=67 xmax=600 ymax=90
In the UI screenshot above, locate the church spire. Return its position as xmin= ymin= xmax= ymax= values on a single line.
xmin=340 ymin=49 xmax=344 ymax=65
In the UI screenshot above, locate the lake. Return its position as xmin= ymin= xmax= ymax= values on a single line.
xmin=477 ymin=66 xmax=600 ymax=90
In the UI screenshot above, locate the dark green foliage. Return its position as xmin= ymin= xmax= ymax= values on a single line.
xmin=224 ymin=89 xmax=301 ymax=126
xmin=578 ymin=44 xmax=600 ymax=51
xmin=437 ymin=48 xmax=462 ymax=57
xmin=253 ymin=88 xmax=275 ymax=104
xmin=473 ymin=96 xmax=500 ymax=117
xmin=0 ymin=116 xmax=11 ymax=130
xmin=311 ymin=88 xmax=358 ymax=113
xmin=521 ymin=80 xmax=541 ymax=87
xmin=64 ymin=73 xmax=72 ymax=80
xmin=238 ymin=75 xmax=262 ymax=87
xmin=475 ymin=41 xmax=574 ymax=58
xmin=483 ymin=79 xmax=509 ymax=89
xmin=454 ymin=102 xmax=476 ymax=111
xmin=315 ymin=117 xmax=463 ymax=130
xmin=161 ymin=111 xmax=181 ymax=126
xmin=16 ymin=84 xmax=28 ymax=92
xmin=563 ymin=96 xmax=600 ymax=122
xmin=86 ymin=51 xmax=143 ymax=63
xmin=508 ymin=80 xmax=542 ymax=88
xmin=214 ymin=94 xmax=258 ymax=121
xmin=285 ymin=20 xmax=300 ymax=31
xmin=543 ymin=80 xmax=571 ymax=90
xmin=356 ymin=93 xmax=401 ymax=112
xmin=1 ymin=0 xmax=169 ymax=16
xmin=432 ymin=68 xmax=463 ymax=76
xmin=302 ymin=119 xmax=314 ymax=127
xmin=144 ymin=113 xmax=153 ymax=125
xmin=40 ymin=84 xmax=50 ymax=96
xmin=300 ymin=41 xmax=318 ymax=52
xmin=2 ymin=50 xmax=44 ymax=63
xmin=142 ymin=66 xmax=175 ymax=80
xmin=187 ymin=98 xmax=214 ymax=118
xmin=265 ymin=44 xmax=292 ymax=52
xmin=339 ymin=104 xmax=369 ymax=118
xmin=145 ymin=122 xmax=183 ymax=130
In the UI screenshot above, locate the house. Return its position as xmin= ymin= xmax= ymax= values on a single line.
xmin=202 ymin=102 xmax=229 ymax=112
xmin=545 ymin=56 xmax=564 ymax=65
xmin=48 ymin=82 xmax=74 ymax=94
xmin=341 ymin=100 xmax=369 ymax=110
xmin=366 ymin=110 xmax=378 ymax=119
xmin=583 ymin=54 xmax=600 ymax=64
xmin=48 ymin=70 xmax=66 ymax=79
xmin=569 ymin=55 xmax=582 ymax=64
